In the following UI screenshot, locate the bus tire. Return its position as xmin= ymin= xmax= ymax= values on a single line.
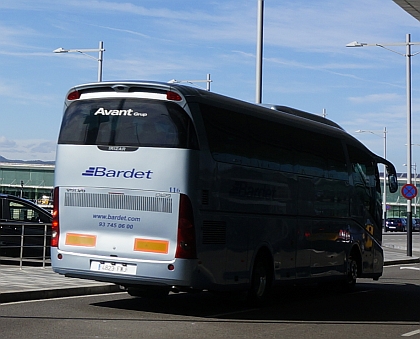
xmin=248 ymin=253 xmax=272 ymax=306
xmin=343 ymin=255 xmax=358 ymax=292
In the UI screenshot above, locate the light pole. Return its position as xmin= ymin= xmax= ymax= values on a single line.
xmin=355 ymin=128 xmax=388 ymax=224
xmin=347 ymin=34 xmax=420 ymax=256
xmin=412 ymin=143 xmax=420 ymax=215
xmin=415 ymin=164 xmax=418 ymax=216
xmin=53 ymin=41 xmax=105 ymax=82
xmin=256 ymin=0 xmax=264 ymax=103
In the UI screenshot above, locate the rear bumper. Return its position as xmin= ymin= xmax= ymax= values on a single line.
xmin=51 ymin=248 xmax=200 ymax=288
xmin=385 ymin=226 xmax=405 ymax=231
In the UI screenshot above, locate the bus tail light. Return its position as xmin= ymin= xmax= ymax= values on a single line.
xmin=338 ymin=229 xmax=351 ymax=242
xmin=67 ymin=90 xmax=81 ymax=101
xmin=167 ymin=91 xmax=182 ymax=101
xmin=51 ymin=187 xmax=60 ymax=248
xmin=175 ymin=194 xmax=197 ymax=259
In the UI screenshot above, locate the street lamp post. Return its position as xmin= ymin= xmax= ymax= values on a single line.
xmin=411 ymin=143 xmax=420 ymax=215
xmin=53 ymin=41 xmax=105 ymax=82
xmin=347 ymin=34 xmax=420 ymax=256
xmin=415 ymin=164 xmax=418 ymax=216
xmin=256 ymin=0 xmax=264 ymax=103
xmin=355 ymin=128 xmax=388 ymax=224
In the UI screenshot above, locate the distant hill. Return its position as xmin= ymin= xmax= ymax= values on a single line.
xmin=0 ymin=155 xmax=54 ymax=165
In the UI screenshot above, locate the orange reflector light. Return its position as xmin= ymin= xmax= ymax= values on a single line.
xmin=65 ymin=233 xmax=97 ymax=247
xmin=134 ymin=238 xmax=169 ymax=254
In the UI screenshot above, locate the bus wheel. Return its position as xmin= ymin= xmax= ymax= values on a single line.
xmin=248 ymin=255 xmax=272 ymax=305
xmin=343 ymin=256 xmax=358 ymax=291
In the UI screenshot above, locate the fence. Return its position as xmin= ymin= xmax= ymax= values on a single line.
xmin=0 ymin=222 xmax=51 ymax=269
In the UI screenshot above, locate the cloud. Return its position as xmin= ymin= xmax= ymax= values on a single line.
xmin=106 ymin=54 xmax=213 ymax=80
xmin=348 ymin=93 xmax=402 ymax=104
xmin=63 ymin=0 xmax=226 ymax=22
xmin=0 ymin=78 xmax=57 ymax=105
xmin=1 ymin=0 xmax=411 ymax=56
xmin=0 ymin=0 xmax=221 ymax=22
xmin=0 ymin=136 xmax=17 ymax=147
xmin=0 ymin=23 xmax=41 ymax=50
xmin=0 ymin=138 xmax=55 ymax=161
xmin=88 ymin=24 xmax=151 ymax=39
xmin=29 ymin=141 xmax=56 ymax=154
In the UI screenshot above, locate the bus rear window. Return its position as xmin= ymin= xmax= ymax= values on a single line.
xmin=58 ymin=98 xmax=198 ymax=149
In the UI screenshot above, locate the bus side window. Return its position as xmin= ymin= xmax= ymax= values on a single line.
xmin=347 ymin=145 xmax=381 ymax=225
xmin=199 ymin=104 xmax=250 ymax=162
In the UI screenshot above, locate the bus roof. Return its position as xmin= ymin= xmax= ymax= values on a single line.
xmin=64 ymin=80 xmax=387 ymax=167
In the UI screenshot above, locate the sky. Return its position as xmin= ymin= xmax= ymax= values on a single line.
xmin=1 ymin=0 xmax=420 ymax=173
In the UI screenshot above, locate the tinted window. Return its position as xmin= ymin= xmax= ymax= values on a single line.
xmin=8 ymin=200 xmax=50 ymax=223
xmin=347 ymin=144 xmax=381 ymax=225
xmin=58 ymin=98 xmax=198 ymax=149
xmin=347 ymin=145 xmax=377 ymax=190
xmin=200 ymin=103 xmax=347 ymax=178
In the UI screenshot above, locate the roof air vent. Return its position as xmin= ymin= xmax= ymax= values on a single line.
xmin=112 ymin=84 xmax=130 ymax=92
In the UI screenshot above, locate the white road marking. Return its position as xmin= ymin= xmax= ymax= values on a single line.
xmin=402 ymin=329 xmax=420 ymax=336
xmin=400 ymin=267 xmax=420 ymax=271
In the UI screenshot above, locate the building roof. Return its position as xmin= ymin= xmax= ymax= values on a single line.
xmin=393 ymin=0 xmax=420 ymax=21
xmin=0 ymin=162 xmax=55 ymax=170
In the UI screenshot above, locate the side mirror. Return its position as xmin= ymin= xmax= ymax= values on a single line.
xmin=373 ymin=156 xmax=398 ymax=194
xmin=388 ymin=174 xmax=398 ymax=193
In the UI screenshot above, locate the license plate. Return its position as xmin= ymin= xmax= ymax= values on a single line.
xmin=90 ymin=260 xmax=137 ymax=275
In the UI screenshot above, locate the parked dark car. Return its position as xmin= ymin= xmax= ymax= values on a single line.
xmin=385 ymin=218 xmax=407 ymax=232
xmin=413 ymin=218 xmax=420 ymax=232
xmin=0 ymin=194 xmax=52 ymax=259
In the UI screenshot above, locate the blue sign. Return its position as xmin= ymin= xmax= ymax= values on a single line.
xmin=401 ymin=183 xmax=418 ymax=200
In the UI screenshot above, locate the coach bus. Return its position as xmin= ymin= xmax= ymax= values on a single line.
xmin=51 ymin=81 xmax=398 ymax=303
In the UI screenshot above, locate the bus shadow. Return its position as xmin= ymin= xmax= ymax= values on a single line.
xmin=92 ymin=282 xmax=420 ymax=323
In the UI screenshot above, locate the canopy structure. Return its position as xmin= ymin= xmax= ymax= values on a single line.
xmin=394 ymin=0 xmax=420 ymax=21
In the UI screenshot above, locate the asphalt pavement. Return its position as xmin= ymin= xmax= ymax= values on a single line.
xmin=1 ymin=242 xmax=419 ymax=304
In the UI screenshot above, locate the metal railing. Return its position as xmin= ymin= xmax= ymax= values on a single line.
xmin=0 ymin=222 xmax=52 ymax=269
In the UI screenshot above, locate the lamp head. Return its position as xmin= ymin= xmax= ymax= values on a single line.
xmin=346 ymin=41 xmax=367 ymax=47
xmin=53 ymin=47 xmax=68 ymax=53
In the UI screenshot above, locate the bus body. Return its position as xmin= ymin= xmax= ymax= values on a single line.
xmin=51 ymin=81 xmax=398 ymax=301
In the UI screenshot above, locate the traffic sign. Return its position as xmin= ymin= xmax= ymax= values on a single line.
xmin=401 ymin=183 xmax=418 ymax=200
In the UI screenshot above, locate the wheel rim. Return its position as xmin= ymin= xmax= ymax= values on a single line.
xmin=349 ymin=260 xmax=357 ymax=284
xmin=254 ymin=264 xmax=267 ymax=297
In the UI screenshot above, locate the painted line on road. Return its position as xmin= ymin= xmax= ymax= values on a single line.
xmin=402 ymin=329 xmax=420 ymax=336
xmin=400 ymin=267 xmax=420 ymax=271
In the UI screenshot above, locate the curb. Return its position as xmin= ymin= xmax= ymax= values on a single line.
xmin=382 ymin=244 xmax=420 ymax=266
xmin=384 ymin=257 xmax=420 ymax=266
xmin=0 ymin=284 xmax=121 ymax=303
